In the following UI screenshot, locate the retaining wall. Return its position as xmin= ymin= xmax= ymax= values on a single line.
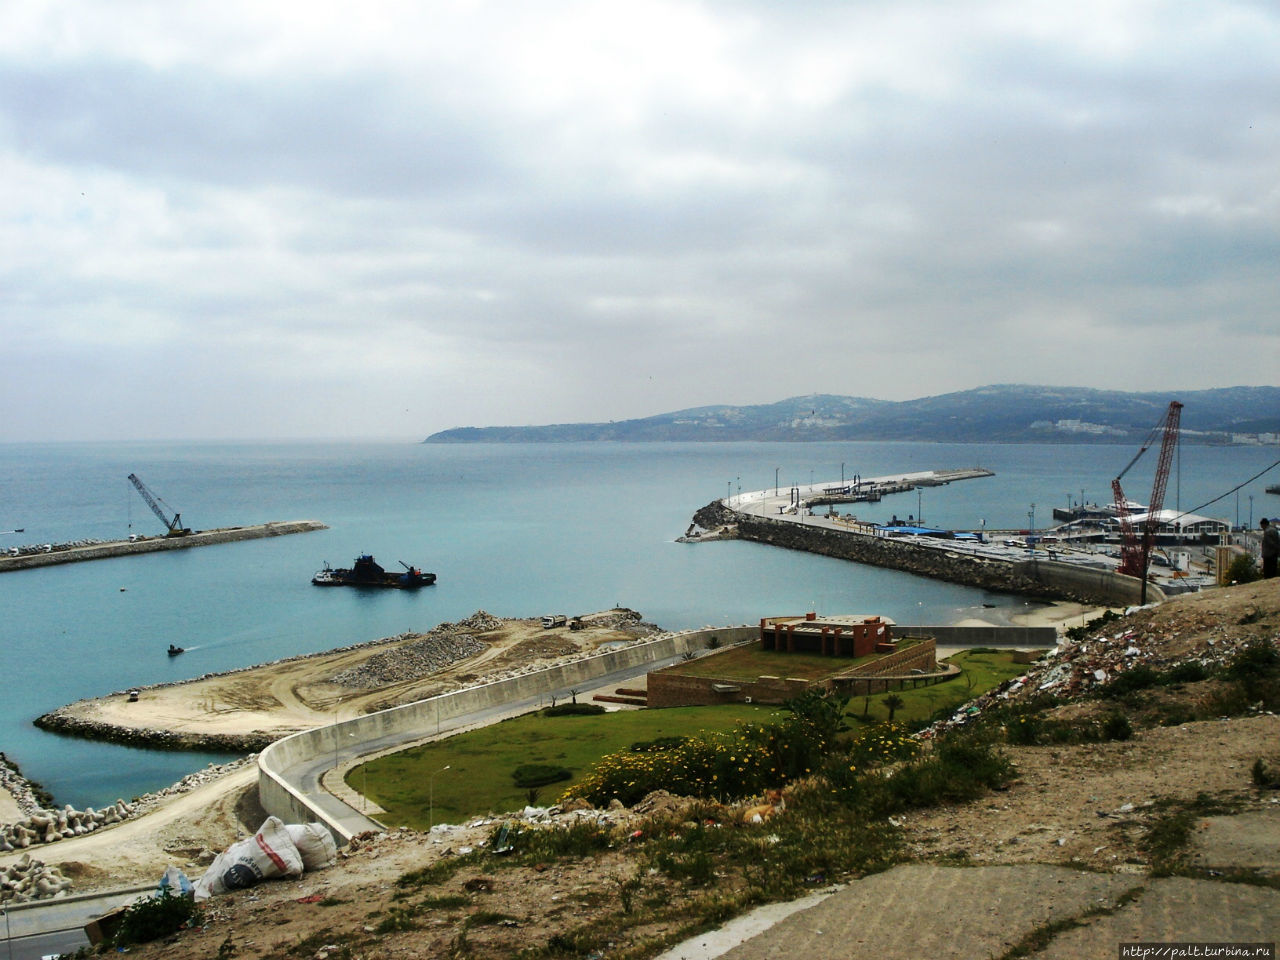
xmin=258 ymin=626 xmax=758 ymax=841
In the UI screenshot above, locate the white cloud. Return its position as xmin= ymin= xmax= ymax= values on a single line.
xmin=1 ymin=0 xmax=1278 ymax=439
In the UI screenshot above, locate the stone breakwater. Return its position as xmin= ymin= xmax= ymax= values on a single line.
xmin=1 ymin=854 xmax=73 ymax=903
xmin=330 ymin=611 xmax=499 ymax=688
xmin=690 ymin=500 xmax=1091 ymax=603
xmin=31 ymin=713 xmax=277 ymax=752
xmin=0 ymin=519 xmax=327 ymax=573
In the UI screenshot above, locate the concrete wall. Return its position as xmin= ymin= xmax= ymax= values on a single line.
xmin=1011 ymin=558 xmax=1165 ymax=606
xmin=258 ymin=625 xmax=758 ymax=841
xmin=895 ymin=625 xmax=1059 ymax=647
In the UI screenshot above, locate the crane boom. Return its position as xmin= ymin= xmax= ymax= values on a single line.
xmin=1112 ymin=401 xmax=1182 ymax=599
xmin=127 ymin=473 xmax=191 ymax=536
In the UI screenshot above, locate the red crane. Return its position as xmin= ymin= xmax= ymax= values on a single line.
xmin=1111 ymin=401 xmax=1182 ymax=601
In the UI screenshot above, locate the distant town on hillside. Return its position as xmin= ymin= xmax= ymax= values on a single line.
xmin=424 ymin=384 xmax=1280 ymax=445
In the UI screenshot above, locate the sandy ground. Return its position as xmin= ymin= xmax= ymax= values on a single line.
xmin=44 ymin=611 xmax=652 ymax=742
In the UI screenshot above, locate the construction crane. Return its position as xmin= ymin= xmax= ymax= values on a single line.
xmin=127 ymin=473 xmax=191 ymax=537
xmin=1111 ymin=401 xmax=1182 ymax=603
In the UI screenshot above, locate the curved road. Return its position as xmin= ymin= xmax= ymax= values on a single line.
xmin=287 ymin=649 xmax=694 ymax=838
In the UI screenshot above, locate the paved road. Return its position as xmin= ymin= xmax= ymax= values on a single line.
xmin=286 ymin=650 xmax=694 ymax=837
xmin=2 ymin=886 xmax=150 ymax=959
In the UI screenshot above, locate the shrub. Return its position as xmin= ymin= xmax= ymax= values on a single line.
xmin=1225 ymin=553 xmax=1260 ymax=584
xmin=1162 ymin=661 xmax=1209 ymax=685
xmin=1100 ymin=665 xmax=1160 ymax=698
xmin=630 ymin=736 xmax=688 ymax=753
xmin=109 ymin=890 xmax=201 ymax=947
xmin=1101 ymin=713 xmax=1133 ymax=741
xmin=542 ymin=703 xmax=606 ymax=717
xmin=512 ymin=764 xmax=572 ymax=788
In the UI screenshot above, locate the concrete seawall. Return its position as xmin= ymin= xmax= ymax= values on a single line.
xmin=258 ymin=626 xmax=758 ymax=841
xmin=728 ymin=512 xmax=1159 ymax=607
xmin=0 ymin=521 xmax=327 ymax=573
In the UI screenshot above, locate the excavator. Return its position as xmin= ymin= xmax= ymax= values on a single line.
xmin=127 ymin=473 xmax=192 ymax=537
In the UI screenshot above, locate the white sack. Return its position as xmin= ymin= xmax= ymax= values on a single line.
xmin=285 ymin=823 xmax=337 ymax=871
xmin=194 ymin=816 xmax=303 ymax=900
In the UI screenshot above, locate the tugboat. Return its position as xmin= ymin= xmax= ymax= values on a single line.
xmin=312 ymin=554 xmax=436 ymax=589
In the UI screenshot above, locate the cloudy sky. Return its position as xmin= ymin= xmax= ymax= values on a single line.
xmin=2 ymin=1 xmax=1277 ymax=441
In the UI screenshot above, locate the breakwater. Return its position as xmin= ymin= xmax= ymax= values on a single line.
xmin=31 ymin=714 xmax=276 ymax=753
xmin=695 ymin=501 xmax=1157 ymax=607
xmin=0 ymin=520 xmax=327 ymax=573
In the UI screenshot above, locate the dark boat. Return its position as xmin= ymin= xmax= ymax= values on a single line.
xmin=167 ymin=644 xmax=185 ymax=656
xmin=312 ymin=554 xmax=436 ymax=589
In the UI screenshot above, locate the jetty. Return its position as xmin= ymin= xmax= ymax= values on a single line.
xmin=0 ymin=521 xmax=327 ymax=573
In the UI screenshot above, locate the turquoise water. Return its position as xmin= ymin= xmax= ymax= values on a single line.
xmin=1 ymin=439 xmax=1276 ymax=807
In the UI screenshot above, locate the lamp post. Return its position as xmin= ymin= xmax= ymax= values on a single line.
xmin=841 ymin=462 xmax=845 ymax=486
xmin=429 ymin=764 xmax=451 ymax=829
xmin=727 ymin=481 xmax=732 ymax=505
xmin=775 ymin=467 xmax=780 ymax=497
xmin=4 ymin=901 xmax=12 ymax=960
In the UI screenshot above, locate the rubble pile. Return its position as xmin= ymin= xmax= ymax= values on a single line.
xmin=1 ymin=800 xmax=135 ymax=852
xmin=0 ymin=853 xmax=72 ymax=903
xmin=330 ymin=631 xmax=487 ymax=688
xmin=922 ymin=598 xmax=1280 ymax=739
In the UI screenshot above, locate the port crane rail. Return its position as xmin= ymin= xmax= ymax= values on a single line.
xmin=127 ymin=473 xmax=192 ymax=537
xmin=1111 ymin=401 xmax=1182 ymax=604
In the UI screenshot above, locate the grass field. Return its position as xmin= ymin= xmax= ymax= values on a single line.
xmin=355 ymin=649 xmax=1030 ymax=830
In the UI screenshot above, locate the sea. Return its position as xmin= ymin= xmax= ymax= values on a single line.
xmin=1 ymin=439 xmax=1277 ymax=809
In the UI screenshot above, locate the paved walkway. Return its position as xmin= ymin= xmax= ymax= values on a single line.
xmin=659 ymin=863 xmax=1280 ymax=960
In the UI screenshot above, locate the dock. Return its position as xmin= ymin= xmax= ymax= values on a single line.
xmin=0 ymin=521 xmax=328 ymax=573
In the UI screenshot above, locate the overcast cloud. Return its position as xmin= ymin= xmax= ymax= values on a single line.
xmin=2 ymin=0 xmax=1277 ymax=440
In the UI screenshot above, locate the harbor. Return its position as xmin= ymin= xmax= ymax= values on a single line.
xmin=683 ymin=466 xmax=1224 ymax=606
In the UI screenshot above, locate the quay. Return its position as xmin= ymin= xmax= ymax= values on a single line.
xmin=0 ymin=520 xmax=328 ymax=573
xmin=685 ymin=468 xmax=1170 ymax=607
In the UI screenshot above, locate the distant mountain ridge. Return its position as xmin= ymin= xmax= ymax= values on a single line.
xmin=424 ymin=385 xmax=1280 ymax=444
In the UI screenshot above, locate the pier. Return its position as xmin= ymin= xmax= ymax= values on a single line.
xmin=684 ymin=468 xmax=1165 ymax=607
xmin=0 ymin=520 xmax=328 ymax=573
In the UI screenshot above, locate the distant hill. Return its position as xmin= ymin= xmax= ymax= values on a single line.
xmin=424 ymin=385 xmax=1280 ymax=444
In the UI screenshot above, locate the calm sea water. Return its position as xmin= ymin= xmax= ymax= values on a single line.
xmin=1 ymin=439 xmax=1276 ymax=807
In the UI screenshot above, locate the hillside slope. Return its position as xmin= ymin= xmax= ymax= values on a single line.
xmin=425 ymin=384 xmax=1280 ymax=443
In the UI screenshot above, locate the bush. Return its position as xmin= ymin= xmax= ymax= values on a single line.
xmin=109 ymin=890 xmax=201 ymax=947
xmin=1225 ymin=553 xmax=1260 ymax=584
xmin=512 ymin=763 xmax=572 ymax=788
xmin=542 ymin=703 xmax=606 ymax=717
xmin=1100 ymin=665 xmax=1160 ymax=698
xmin=630 ymin=736 xmax=687 ymax=753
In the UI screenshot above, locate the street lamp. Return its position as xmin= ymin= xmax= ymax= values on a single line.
xmin=429 ymin=764 xmax=451 ymax=828
xmin=775 ymin=467 xmax=780 ymax=496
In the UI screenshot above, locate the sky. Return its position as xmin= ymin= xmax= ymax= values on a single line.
xmin=2 ymin=1 xmax=1278 ymax=441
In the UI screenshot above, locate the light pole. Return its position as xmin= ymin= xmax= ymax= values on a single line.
xmin=775 ymin=467 xmax=780 ymax=496
xmin=4 ymin=901 xmax=12 ymax=960
xmin=841 ymin=462 xmax=845 ymax=486
xmin=1249 ymin=495 xmax=1254 ymax=529
xmin=727 ymin=481 xmax=732 ymax=505
xmin=429 ymin=764 xmax=451 ymax=828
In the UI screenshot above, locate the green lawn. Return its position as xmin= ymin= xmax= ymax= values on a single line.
xmin=353 ymin=649 xmax=1031 ymax=829
xmin=359 ymin=703 xmax=783 ymax=830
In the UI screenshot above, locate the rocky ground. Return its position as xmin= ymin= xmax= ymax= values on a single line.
xmin=6 ymin=587 xmax=1279 ymax=958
